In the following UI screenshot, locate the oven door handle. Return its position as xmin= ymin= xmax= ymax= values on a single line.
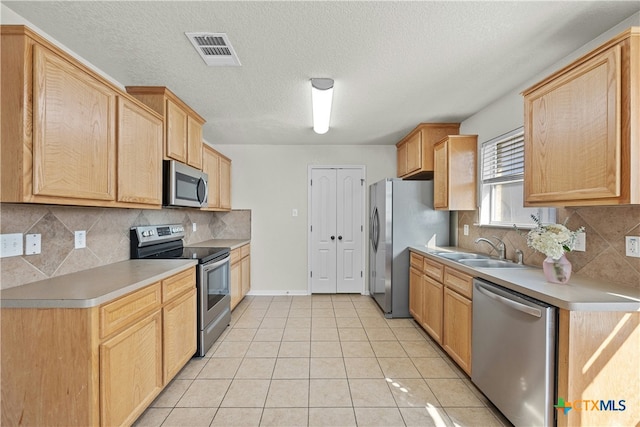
xmin=201 ymin=254 xmax=230 ymax=272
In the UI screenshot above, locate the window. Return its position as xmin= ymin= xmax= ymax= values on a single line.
xmin=479 ymin=127 xmax=555 ymax=227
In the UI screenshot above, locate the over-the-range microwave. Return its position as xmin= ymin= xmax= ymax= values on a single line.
xmin=164 ymin=160 xmax=208 ymax=208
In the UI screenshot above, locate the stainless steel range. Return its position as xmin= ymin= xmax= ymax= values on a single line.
xmin=130 ymin=224 xmax=231 ymax=357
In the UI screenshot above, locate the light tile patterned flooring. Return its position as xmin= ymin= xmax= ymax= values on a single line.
xmin=134 ymin=295 xmax=511 ymax=427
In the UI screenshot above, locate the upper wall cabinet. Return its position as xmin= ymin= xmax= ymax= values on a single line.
xmin=433 ymin=135 xmax=478 ymax=211
xmin=202 ymin=144 xmax=232 ymax=211
xmin=523 ymin=27 xmax=639 ymax=206
xmin=126 ymin=86 xmax=206 ymax=170
xmin=396 ymin=123 xmax=460 ymax=179
xmin=0 ymin=25 xmax=164 ymax=209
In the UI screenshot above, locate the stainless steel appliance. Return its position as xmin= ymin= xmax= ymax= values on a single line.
xmin=472 ymin=278 xmax=557 ymax=426
xmin=164 ymin=160 xmax=208 ymax=208
xmin=368 ymin=179 xmax=450 ymax=318
xmin=131 ymin=224 xmax=230 ymax=356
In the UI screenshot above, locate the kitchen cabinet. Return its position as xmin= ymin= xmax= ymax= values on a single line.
xmin=0 ymin=266 xmax=196 ymax=426
xmin=442 ymin=267 xmax=473 ymax=375
xmin=523 ymin=27 xmax=639 ymax=206
xmin=126 ymin=86 xmax=206 ymax=170
xmin=117 ymin=96 xmax=163 ymax=205
xmin=396 ymin=123 xmax=460 ymax=179
xmin=230 ymin=244 xmax=250 ymax=310
xmin=202 ymin=144 xmax=232 ymax=211
xmin=408 ymin=252 xmax=471 ymax=374
xmin=433 ymin=135 xmax=478 ymax=210
xmin=0 ymin=25 xmax=164 ymax=209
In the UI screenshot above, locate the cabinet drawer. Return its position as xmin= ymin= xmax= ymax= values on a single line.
xmin=162 ymin=268 xmax=195 ymax=302
xmin=410 ymin=252 xmax=423 ymax=269
xmin=240 ymin=243 xmax=250 ymax=259
xmin=444 ymin=267 xmax=473 ymax=299
xmin=423 ymin=258 xmax=444 ymax=282
xmin=100 ymin=283 xmax=161 ymax=339
xmin=230 ymin=247 xmax=241 ymax=264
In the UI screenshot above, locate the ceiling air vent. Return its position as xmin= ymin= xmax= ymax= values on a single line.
xmin=185 ymin=32 xmax=241 ymax=66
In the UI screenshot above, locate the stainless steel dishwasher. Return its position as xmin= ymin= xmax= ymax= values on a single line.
xmin=472 ymin=278 xmax=557 ymax=427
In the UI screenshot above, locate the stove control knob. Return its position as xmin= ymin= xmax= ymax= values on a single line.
xmin=150 ymin=230 xmax=155 ymax=236
xmin=141 ymin=230 xmax=149 ymax=237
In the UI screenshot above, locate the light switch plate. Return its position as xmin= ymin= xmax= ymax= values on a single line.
xmin=574 ymin=232 xmax=586 ymax=252
xmin=75 ymin=230 xmax=86 ymax=249
xmin=25 ymin=234 xmax=41 ymax=255
xmin=1 ymin=233 xmax=23 ymax=258
xmin=463 ymin=225 xmax=469 ymax=236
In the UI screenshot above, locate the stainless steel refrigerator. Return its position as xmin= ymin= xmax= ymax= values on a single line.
xmin=369 ymin=179 xmax=450 ymax=318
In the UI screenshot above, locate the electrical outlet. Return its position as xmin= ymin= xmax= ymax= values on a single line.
xmin=626 ymin=236 xmax=640 ymax=258
xmin=463 ymin=224 xmax=469 ymax=236
xmin=25 ymin=234 xmax=41 ymax=255
xmin=192 ymin=223 xmax=197 ymax=232
xmin=292 ymin=209 xmax=298 ymax=217
xmin=1 ymin=233 xmax=23 ymax=258
xmin=574 ymin=231 xmax=586 ymax=252
xmin=75 ymin=230 xmax=86 ymax=249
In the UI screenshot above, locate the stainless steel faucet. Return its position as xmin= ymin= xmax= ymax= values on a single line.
xmin=475 ymin=236 xmax=506 ymax=259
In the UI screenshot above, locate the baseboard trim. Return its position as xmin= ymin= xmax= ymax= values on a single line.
xmin=245 ymin=290 xmax=310 ymax=296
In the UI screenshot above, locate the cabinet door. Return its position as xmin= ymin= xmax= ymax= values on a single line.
xmin=100 ymin=310 xmax=162 ymax=427
xmin=409 ymin=266 xmax=423 ymax=324
xmin=422 ymin=275 xmax=443 ymax=344
xmin=433 ymin=141 xmax=448 ymax=209
xmin=163 ymin=288 xmax=197 ymax=383
xmin=187 ymin=116 xmax=203 ymax=169
xmin=166 ymin=99 xmax=188 ymax=163
xmin=241 ymin=255 xmax=251 ymax=297
xmin=443 ymin=287 xmax=472 ymax=375
xmin=405 ymin=132 xmax=422 ymax=174
xmin=220 ymin=156 xmax=232 ymax=210
xmin=524 ymin=46 xmax=621 ymax=204
xmin=33 ymin=45 xmax=116 ymax=201
xmin=117 ymin=97 xmax=163 ymax=205
xmin=202 ymin=146 xmax=221 ymax=209
xmin=230 ymin=257 xmax=241 ymax=310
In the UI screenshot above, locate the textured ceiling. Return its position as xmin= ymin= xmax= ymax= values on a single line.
xmin=3 ymin=1 xmax=639 ymax=145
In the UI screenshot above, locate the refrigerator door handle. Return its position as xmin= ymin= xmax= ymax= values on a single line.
xmin=372 ymin=207 xmax=380 ymax=251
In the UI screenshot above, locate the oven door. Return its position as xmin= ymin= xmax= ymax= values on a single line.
xmin=199 ymin=253 xmax=230 ymax=328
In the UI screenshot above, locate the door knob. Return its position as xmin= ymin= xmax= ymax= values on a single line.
xmin=331 ymin=236 xmax=335 ymax=240
xmin=338 ymin=236 xmax=343 ymax=240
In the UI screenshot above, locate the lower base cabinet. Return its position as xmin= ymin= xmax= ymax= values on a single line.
xmin=230 ymin=244 xmax=251 ymax=310
xmin=442 ymin=287 xmax=472 ymax=374
xmin=0 ymin=266 xmax=196 ymax=426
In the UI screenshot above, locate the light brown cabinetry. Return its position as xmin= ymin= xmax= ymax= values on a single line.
xmin=117 ymin=97 xmax=163 ymax=205
xmin=126 ymin=86 xmax=206 ymax=170
xmin=1 ymin=25 xmax=164 ymax=209
xmin=202 ymin=144 xmax=232 ymax=211
xmin=442 ymin=268 xmax=473 ymax=375
xmin=396 ymin=123 xmax=460 ymax=179
xmin=408 ymin=252 xmax=472 ymax=375
xmin=0 ymin=266 xmax=196 ymax=426
xmin=523 ymin=28 xmax=640 ymax=206
xmin=433 ymin=135 xmax=478 ymax=211
xmin=230 ymin=244 xmax=251 ymax=310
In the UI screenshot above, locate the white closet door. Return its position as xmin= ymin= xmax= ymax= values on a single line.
xmin=310 ymin=168 xmax=338 ymax=293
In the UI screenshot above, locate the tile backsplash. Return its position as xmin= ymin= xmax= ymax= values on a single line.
xmin=0 ymin=204 xmax=250 ymax=290
xmin=457 ymin=205 xmax=640 ymax=289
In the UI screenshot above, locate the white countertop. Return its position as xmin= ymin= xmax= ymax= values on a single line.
xmin=0 ymin=259 xmax=197 ymax=309
xmin=189 ymin=239 xmax=250 ymax=250
xmin=410 ymin=246 xmax=640 ymax=312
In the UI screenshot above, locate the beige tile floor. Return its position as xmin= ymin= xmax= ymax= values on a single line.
xmin=134 ymin=295 xmax=512 ymax=427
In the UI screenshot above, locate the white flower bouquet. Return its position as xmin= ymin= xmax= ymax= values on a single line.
xmin=526 ymin=215 xmax=585 ymax=260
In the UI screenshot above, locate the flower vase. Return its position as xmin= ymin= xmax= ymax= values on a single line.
xmin=542 ymin=254 xmax=572 ymax=284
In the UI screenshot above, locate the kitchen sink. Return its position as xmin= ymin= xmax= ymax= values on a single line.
xmin=435 ymin=252 xmax=491 ymax=261
xmin=458 ymin=258 xmax=529 ymax=269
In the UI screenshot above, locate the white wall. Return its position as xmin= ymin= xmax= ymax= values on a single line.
xmin=210 ymin=144 xmax=396 ymax=294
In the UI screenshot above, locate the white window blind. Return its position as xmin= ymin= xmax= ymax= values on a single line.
xmin=481 ymin=127 xmax=524 ymax=184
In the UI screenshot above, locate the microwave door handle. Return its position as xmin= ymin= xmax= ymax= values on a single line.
xmin=197 ymin=178 xmax=208 ymax=205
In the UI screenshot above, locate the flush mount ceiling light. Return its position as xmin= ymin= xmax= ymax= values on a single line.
xmin=311 ymin=78 xmax=334 ymax=134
